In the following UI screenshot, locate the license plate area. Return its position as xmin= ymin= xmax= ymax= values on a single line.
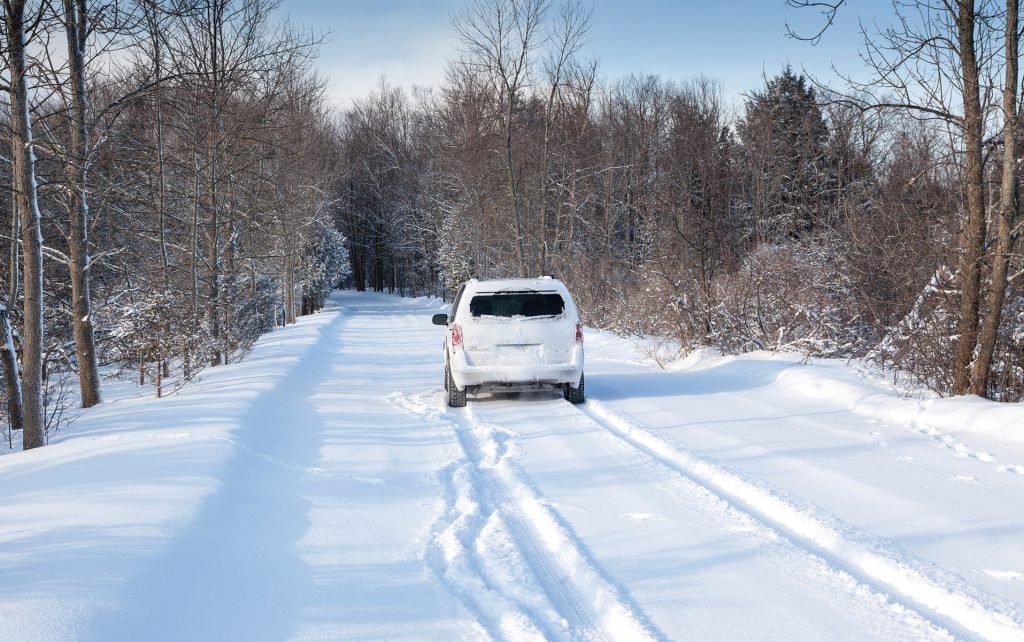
xmin=497 ymin=343 xmax=541 ymax=361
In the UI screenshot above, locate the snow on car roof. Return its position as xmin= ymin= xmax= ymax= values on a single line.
xmin=466 ymin=277 xmax=565 ymax=293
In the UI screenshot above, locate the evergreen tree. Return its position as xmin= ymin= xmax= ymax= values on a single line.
xmin=738 ymin=67 xmax=830 ymax=244
xmin=302 ymin=221 xmax=351 ymax=314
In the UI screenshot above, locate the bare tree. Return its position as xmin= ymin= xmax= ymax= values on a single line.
xmin=971 ymin=0 xmax=1019 ymax=394
xmin=785 ymin=0 xmax=845 ymax=45
xmin=172 ymin=0 xmax=318 ymax=362
xmin=2 ymin=0 xmax=46 ymax=449
xmin=60 ymin=0 xmax=101 ymax=407
xmin=453 ymin=0 xmax=548 ymax=278
xmin=0 ymin=223 xmax=22 ymax=435
xmin=537 ymin=0 xmax=589 ymax=275
xmin=791 ymin=0 xmax=1018 ymax=398
xmin=0 ymin=39 xmax=23 ymax=436
xmin=950 ymin=0 xmax=988 ymax=396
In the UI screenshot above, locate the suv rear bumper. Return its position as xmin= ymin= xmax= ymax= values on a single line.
xmin=450 ymin=351 xmax=583 ymax=390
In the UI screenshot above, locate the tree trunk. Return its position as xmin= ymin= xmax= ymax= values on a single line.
xmin=63 ymin=0 xmax=101 ymax=408
xmin=154 ymin=46 xmax=174 ymax=382
xmin=952 ymin=0 xmax=987 ymax=396
xmin=4 ymin=187 xmax=22 ymax=434
xmin=0 ymin=306 xmax=23 ymax=435
xmin=4 ymin=0 xmax=46 ymax=449
xmin=147 ymin=5 xmax=172 ymax=292
xmin=208 ymin=156 xmax=221 ymax=365
xmin=146 ymin=2 xmax=174 ymax=376
xmin=206 ymin=0 xmax=223 ymax=366
xmin=504 ymin=105 xmax=529 ymax=278
xmin=284 ymin=252 xmax=296 ymax=324
xmin=9 ymin=198 xmax=18 ymax=306
xmin=187 ymin=139 xmax=201 ymax=379
xmin=539 ymin=102 xmax=552 ymax=277
xmin=970 ymin=0 xmax=1019 ymax=397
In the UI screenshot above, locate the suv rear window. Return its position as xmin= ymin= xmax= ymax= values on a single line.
xmin=469 ymin=292 xmax=565 ymax=318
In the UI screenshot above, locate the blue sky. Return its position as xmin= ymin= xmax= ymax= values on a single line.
xmin=277 ymin=0 xmax=889 ymax=110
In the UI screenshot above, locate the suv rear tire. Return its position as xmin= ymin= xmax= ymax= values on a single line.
xmin=446 ymin=364 xmax=467 ymax=408
xmin=564 ymin=372 xmax=585 ymax=404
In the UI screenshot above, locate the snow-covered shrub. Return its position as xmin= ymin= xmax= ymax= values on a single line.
xmin=105 ymin=288 xmax=215 ymax=389
xmin=602 ymin=266 xmax=696 ymax=359
xmin=709 ymin=243 xmax=863 ymax=356
xmin=225 ymin=273 xmax=281 ymax=355
xmin=0 ymin=345 xmax=82 ymax=446
xmin=42 ymin=364 xmax=79 ymax=444
xmin=872 ymin=267 xmax=958 ymax=395
xmin=872 ymin=268 xmax=1024 ymax=400
xmin=109 ymin=293 xmax=182 ymax=391
xmin=568 ymin=260 xmax=636 ymax=330
xmin=302 ymin=220 xmax=351 ymax=313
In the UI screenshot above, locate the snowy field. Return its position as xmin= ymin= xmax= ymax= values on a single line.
xmin=1 ymin=290 xmax=1023 ymax=641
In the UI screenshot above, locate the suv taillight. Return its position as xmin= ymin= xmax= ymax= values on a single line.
xmin=575 ymin=322 xmax=584 ymax=343
xmin=452 ymin=324 xmax=463 ymax=350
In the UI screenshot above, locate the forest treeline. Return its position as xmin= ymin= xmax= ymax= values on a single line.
xmin=338 ymin=0 xmax=1024 ymax=403
xmin=2 ymin=0 xmax=1021 ymax=452
xmin=1 ymin=0 xmax=348 ymax=449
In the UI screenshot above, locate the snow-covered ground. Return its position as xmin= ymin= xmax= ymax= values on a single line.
xmin=2 ymin=291 xmax=1023 ymax=641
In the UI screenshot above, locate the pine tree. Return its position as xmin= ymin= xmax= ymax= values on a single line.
xmin=738 ymin=67 xmax=830 ymax=244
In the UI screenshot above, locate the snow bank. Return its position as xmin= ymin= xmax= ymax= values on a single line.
xmin=588 ymin=325 xmax=1023 ymax=469
xmin=0 ymin=301 xmax=340 ymax=641
xmin=754 ymin=356 xmax=1024 ymax=470
xmin=779 ymin=364 xmax=1024 ymax=441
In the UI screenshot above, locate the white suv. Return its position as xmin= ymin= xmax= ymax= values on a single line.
xmin=432 ymin=277 xmax=585 ymax=407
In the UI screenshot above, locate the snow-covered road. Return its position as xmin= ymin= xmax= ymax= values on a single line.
xmin=2 ymin=291 xmax=1023 ymax=641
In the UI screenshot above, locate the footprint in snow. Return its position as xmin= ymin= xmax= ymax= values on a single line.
xmin=895 ymin=455 xmax=915 ymax=463
xmin=952 ymin=443 xmax=973 ymax=458
xmin=951 ymin=474 xmax=980 ymax=485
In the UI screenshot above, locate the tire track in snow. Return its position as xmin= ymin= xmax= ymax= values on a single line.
xmin=578 ymin=398 xmax=1024 ymax=642
xmin=391 ymin=394 xmax=554 ymax=641
xmin=459 ymin=404 xmax=662 ymax=642
xmin=426 ymin=458 xmax=552 ymax=641
xmin=390 ymin=391 xmax=660 ymax=642
xmin=456 ymin=415 xmax=601 ymax=641
xmin=476 ymin=395 xmax=956 ymax=640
